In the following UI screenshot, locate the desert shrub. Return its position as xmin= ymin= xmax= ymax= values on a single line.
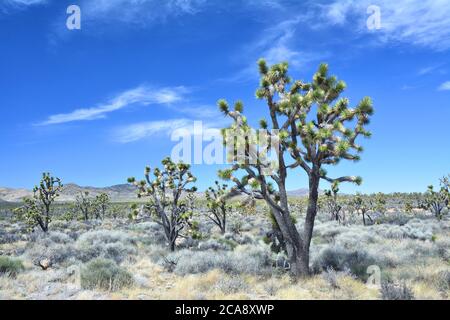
xmin=380 ymin=282 xmax=415 ymax=300
xmin=48 ymin=220 xmax=71 ymax=231
xmin=130 ymin=222 xmax=167 ymax=246
xmin=436 ymin=238 xmax=450 ymax=261
xmin=313 ymin=221 xmax=345 ymax=239
xmin=166 ymin=244 xmax=272 ymax=276
xmin=0 ymin=229 xmax=22 ymax=244
xmin=76 ymin=230 xmax=137 ymax=263
xmin=263 ymin=278 xmax=285 ymax=296
xmin=80 ymin=258 xmax=133 ymax=291
xmin=0 ymin=256 xmax=24 ymax=277
xmin=198 ymin=239 xmax=232 ymax=251
xmin=373 ymin=219 xmax=436 ymax=241
xmin=313 ymin=245 xmax=377 ymax=280
xmin=322 ymin=267 xmax=344 ymax=289
xmin=232 ymin=245 xmax=272 ymax=275
xmin=334 ymin=227 xmax=380 ymax=248
xmin=26 ymin=231 xmax=77 ymax=266
xmin=47 ymin=231 xmax=73 ymax=244
xmin=129 ymin=221 xmax=161 ymax=233
xmin=373 ymin=213 xmax=411 ymax=226
xmin=213 ymin=276 xmax=248 ymax=294
xmin=229 ymin=220 xmax=243 ymax=234
xmin=434 ymin=270 xmax=450 ymax=293
xmin=167 ymin=250 xmax=231 ymax=275
xmin=27 ymin=242 xmax=77 ymax=266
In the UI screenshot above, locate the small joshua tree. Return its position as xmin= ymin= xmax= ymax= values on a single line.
xmin=421 ymin=176 xmax=449 ymax=220
xmin=75 ymin=191 xmax=94 ymax=221
xmin=14 ymin=173 xmax=63 ymax=232
xmin=350 ymin=193 xmax=372 ymax=226
xmin=369 ymin=192 xmax=387 ymax=215
xmin=128 ymin=157 xmax=198 ymax=251
xmin=324 ymin=182 xmax=344 ymax=223
xmin=94 ymin=193 xmax=110 ymax=219
xmin=205 ymin=181 xmax=232 ymax=234
xmin=218 ymin=59 xmax=373 ymax=276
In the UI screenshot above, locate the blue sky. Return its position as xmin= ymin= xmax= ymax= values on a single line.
xmin=0 ymin=0 xmax=449 ymax=193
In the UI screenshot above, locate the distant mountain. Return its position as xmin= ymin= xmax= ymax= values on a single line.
xmin=0 ymin=187 xmax=32 ymax=202
xmin=287 ymin=188 xmax=323 ymax=197
xmin=0 ymin=184 xmax=138 ymax=203
xmin=0 ymin=184 xmax=320 ymax=203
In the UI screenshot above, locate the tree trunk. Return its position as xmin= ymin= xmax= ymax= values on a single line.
xmin=301 ymin=171 xmax=321 ymax=275
xmin=271 ymin=207 xmax=310 ymax=277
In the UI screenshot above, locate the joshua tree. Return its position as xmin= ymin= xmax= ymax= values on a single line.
xmin=369 ymin=192 xmax=387 ymax=215
xmin=14 ymin=173 xmax=63 ymax=232
xmin=94 ymin=193 xmax=110 ymax=219
xmin=205 ymin=181 xmax=232 ymax=234
xmin=420 ymin=176 xmax=449 ymax=220
xmin=218 ymin=59 xmax=373 ymax=276
xmin=75 ymin=191 xmax=93 ymax=221
xmin=128 ymin=157 xmax=198 ymax=251
xmin=324 ymin=182 xmax=344 ymax=223
xmin=350 ymin=193 xmax=372 ymax=226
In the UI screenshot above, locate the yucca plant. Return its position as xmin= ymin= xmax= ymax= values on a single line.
xmin=205 ymin=181 xmax=232 ymax=234
xmin=128 ymin=157 xmax=198 ymax=251
xmin=218 ymin=59 xmax=373 ymax=276
xmin=14 ymin=173 xmax=63 ymax=232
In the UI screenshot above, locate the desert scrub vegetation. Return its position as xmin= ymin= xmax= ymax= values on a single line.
xmin=0 ymin=61 xmax=448 ymax=300
xmin=0 ymin=256 xmax=24 ymax=277
xmin=80 ymin=258 xmax=133 ymax=291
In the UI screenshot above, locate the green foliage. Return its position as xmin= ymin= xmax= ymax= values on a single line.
xmin=128 ymin=157 xmax=197 ymax=251
xmin=94 ymin=193 xmax=110 ymax=219
xmin=217 ymin=59 xmax=374 ymax=277
xmin=349 ymin=193 xmax=372 ymax=225
xmin=0 ymin=256 xmax=24 ymax=277
xmin=369 ymin=193 xmax=387 ymax=214
xmin=324 ymin=182 xmax=344 ymax=223
xmin=421 ymin=175 xmax=449 ymax=220
xmin=75 ymin=191 xmax=94 ymax=221
xmin=80 ymin=258 xmax=133 ymax=291
xmin=14 ymin=172 xmax=63 ymax=232
xmin=205 ymin=181 xmax=232 ymax=234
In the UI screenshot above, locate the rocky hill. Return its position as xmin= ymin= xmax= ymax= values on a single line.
xmin=0 ymin=184 xmax=318 ymax=203
xmin=0 ymin=184 xmax=138 ymax=203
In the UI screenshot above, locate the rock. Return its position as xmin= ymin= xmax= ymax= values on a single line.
xmin=39 ymin=258 xmax=52 ymax=270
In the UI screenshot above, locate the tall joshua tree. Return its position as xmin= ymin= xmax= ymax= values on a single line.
xmin=14 ymin=173 xmax=63 ymax=232
xmin=128 ymin=157 xmax=197 ymax=251
xmin=218 ymin=59 xmax=373 ymax=276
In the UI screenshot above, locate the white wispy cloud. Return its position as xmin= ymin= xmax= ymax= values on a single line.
xmin=114 ymin=118 xmax=226 ymax=143
xmin=314 ymin=0 xmax=450 ymax=51
xmin=1 ymin=0 xmax=47 ymax=12
xmin=3 ymin=0 xmax=47 ymax=5
xmin=223 ymin=17 xmax=328 ymax=82
xmin=114 ymin=119 xmax=191 ymax=143
xmin=80 ymin=0 xmax=206 ymax=26
xmin=437 ymin=81 xmax=450 ymax=91
xmin=38 ymin=85 xmax=188 ymax=125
